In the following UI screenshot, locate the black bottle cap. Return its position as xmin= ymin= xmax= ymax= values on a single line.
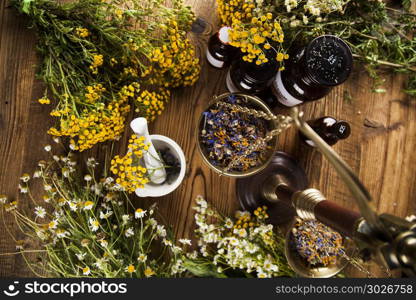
xmin=330 ymin=121 xmax=351 ymax=140
xmin=305 ymin=35 xmax=353 ymax=87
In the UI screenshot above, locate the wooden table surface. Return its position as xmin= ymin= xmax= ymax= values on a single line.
xmin=1 ymin=0 xmax=415 ymax=277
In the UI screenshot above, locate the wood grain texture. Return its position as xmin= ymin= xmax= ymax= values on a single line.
xmin=0 ymin=0 xmax=415 ymax=278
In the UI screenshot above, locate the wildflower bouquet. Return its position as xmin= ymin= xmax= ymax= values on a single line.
xmin=183 ymin=196 xmax=294 ymax=278
xmin=217 ymin=0 xmax=416 ymax=94
xmin=12 ymin=0 xmax=200 ymax=152
xmin=0 ymin=145 xmax=187 ymax=277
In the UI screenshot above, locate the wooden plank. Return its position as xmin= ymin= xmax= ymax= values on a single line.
xmin=0 ymin=0 xmax=415 ymax=278
xmin=0 ymin=1 xmax=41 ymax=277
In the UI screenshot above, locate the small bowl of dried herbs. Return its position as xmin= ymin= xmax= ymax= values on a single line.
xmin=197 ymin=93 xmax=278 ymax=177
xmin=285 ymin=218 xmax=353 ymax=278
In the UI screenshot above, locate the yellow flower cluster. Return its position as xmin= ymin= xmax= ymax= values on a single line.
xmin=85 ymin=84 xmax=106 ymax=103
xmin=143 ymin=21 xmax=200 ymax=88
xmin=75 ymin=27 xmax=89 ymax=38
xmin=39 ymin=4 xmax=200 ymax=153
xmin=50 ymin=106 xmax=71 ymax=117
xmin=229 ymin=15 xmax=287 ymax=64
xmin=253 ymin=205 xmax=269 ymax=220
xmin=233 ymin=206 xmax=269 ymax=230
xmin=217 ymin=0 xmax=255 ymax=26
xmin=135 ymin=89 xmax=169 ymax=121
xmin=110 ymin=134 xmax=150 ymax=193
xmin=38 ymin=97 xmax=51 ymax=105
xmin=90 ymin=54 xmax=104 ymax=74
xmin=47 ymin=85 xmax=133 ymax=151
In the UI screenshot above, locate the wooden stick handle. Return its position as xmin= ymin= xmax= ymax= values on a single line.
xmin=314 ymin=200 xmax=361 ymax=237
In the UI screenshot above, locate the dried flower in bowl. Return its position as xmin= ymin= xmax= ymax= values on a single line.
xmin=290 ymin=219 xmax=345 ymax=267
xmin=198 ymin=94 xmax=278 ymax=177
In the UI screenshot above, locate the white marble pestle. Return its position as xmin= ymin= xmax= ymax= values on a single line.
xmin=130 ymin=118 xmax=167 ymax=184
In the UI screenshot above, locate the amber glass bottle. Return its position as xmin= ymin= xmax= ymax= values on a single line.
xmin=270 ymin=35 xmax=353 ymax=107
xmin=300 ymin=116 xmax=351 ymax=147
xmin=206 ymin=27 xmax=238 ymax=69
xmin=226 ymin=49 xmax=278 ymax=94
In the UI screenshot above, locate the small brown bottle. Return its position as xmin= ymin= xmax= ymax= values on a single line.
xmin=206 ymin=27 xmax=238 ymax=69
xmin=226 ymin=49 xmax=278 ymax=94
xmin=300 ymin=116 xmax=351 ymax=147
xmin=271 ymin=35 xmax=353 ymax=107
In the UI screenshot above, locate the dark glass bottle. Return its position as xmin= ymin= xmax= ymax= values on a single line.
xmin=226 ymin=49 xmax=278 ymax=94
xmin=271 ymin=35 xmax=353 ymax=107
xmin=206 ymin=27 xmax=238 ymax=69
xmin=300 ymin=116 xmax=351 ymax=147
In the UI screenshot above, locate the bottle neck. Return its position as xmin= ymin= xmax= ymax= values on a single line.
xmin=218 ymin=26 xmax=232 ymax=45
xmin=330 ymin=121 xmax=351 ymax=140
xmin=228 ymin=56 xmax=278 ymax=93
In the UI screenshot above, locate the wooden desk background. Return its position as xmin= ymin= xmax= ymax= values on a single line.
xmin=1 ymin=0 xmax=415 ymax=277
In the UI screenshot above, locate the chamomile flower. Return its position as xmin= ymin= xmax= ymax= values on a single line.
xmin=125 ymin=227 xmax=134 ymax=237
xmin=99 ymin=210 xmax=113 ymax=219
xmin=156 ymin=225 xmax=166 ymax=238
xmin=48 ymin=219 xmax=58 ymax=230
xmin=33 ymin=170 xmax=41 ymax=178
xmin=36 ymin=230 xmax=48 ymax=241
xmin=104 ymin=177 xmax=114 ymax=185
xmin=122 ymin=214 xmax=131 ymax=225
xmin=84 ymin=175 xmax=93 ymax=182
xmin=82 ymin=266 xmax=91 ymax=275
xmin=224 ymin=218 xmax=233 ymax=229
xmin=179 ymin=239 xmax=192 ymax=246
xmin=94 ymin=258 xmax=107 ymax=270
xmin=162 ymin=239 xmax=172 ymax=247
xmin=76 ymin=252 xmax=87 ymax=261
xmin=246 ymin=243 xmax=259 ymax=254
xmin=83 ymin=201 xmax=94 ymax=210
xmin=89 ymin=218 xmax=100 ymax=232
xmin=44 ymin=145 xmax=52 ymax=152
xmin=137 ymin=254 xmax=147 ymax=263
xmin=125 ymin=264 xmax=135 ymax=273
xmin=18 ymin=184 xmax=28 ymax=194
xmin=234 ymin=228 xmax=247 ymax=238
xmin=0 ymin=194 xmax=7 ymax=204
xmin=20 ymin=173 xmax=31 ymax=182
xmin=43 ymin=184 xmax=52 ymax=191
xmin=257 ymin=271 xmax=268 ymax=278
xmin=81 ymin=239 xmax=90 ymax=247
xmin=229 ymin=237 xmax=239 ymax=246
xmin=147 ymin=218 xmax=157 ymax=228
xmin=98 ymin=239 xmax=108 ymax=248
xmin=68 ymin=201 xmax=78 ymax=211
xmin=57 ymin=198 xmax=66 ymax=206
xmin=62 ymin=167 xmax=70 ymax=178
xmin=87 ymin=158 xmax=99 ymax=168
xmin=195 ymin=195 xmax=207 ymax=208
xmin=16 ymin=240 xmax=24 ymax=251
xmin=144 ymin=267 xmax=155 ymax=277
xmin=406 ymin=215 xmax=416 ymax=222
xmin=56 ymin=229 xmax=70 ymax=238
xmin=186 ymin=251 xmax=198 ymax=260
xmin=34 ymin=206 xmax=46 ymax=219
xmin=42 ymin=195 xmax=51 ymax=203
xmin=135 ymin=208 xmax=146 ymax=219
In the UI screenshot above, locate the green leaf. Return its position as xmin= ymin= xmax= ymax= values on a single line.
xmin=183 ymin=259 xmax=227 ymax=278
xmin=22 ymin=0 xmax=35 ymax=14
